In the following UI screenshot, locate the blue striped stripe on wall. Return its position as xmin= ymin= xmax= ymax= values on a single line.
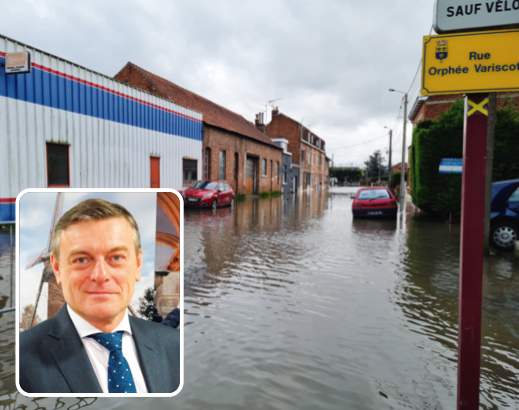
xmin=0 ymin=56 xmax=203 ymax=141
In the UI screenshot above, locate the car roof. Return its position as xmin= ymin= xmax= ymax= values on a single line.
xmin=357 ymin=187 xmax=390 ymax=191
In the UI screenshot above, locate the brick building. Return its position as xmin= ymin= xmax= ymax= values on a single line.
xmin=408 ymin=93 xmax=519 ymax=125
xmin=266 ymin=108 xmax=329 ymax=191
xmin=114 ymin=63 xmax=282 ymax=195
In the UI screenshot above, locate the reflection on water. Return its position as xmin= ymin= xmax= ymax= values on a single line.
xmin=0 ymin=188 xmax=518 ymax=409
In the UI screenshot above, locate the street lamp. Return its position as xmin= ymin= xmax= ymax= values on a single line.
xmin=389 ymin=89 xmax=408 ymax=203
xmin=384 ymin=126 xmax=392 ymax=190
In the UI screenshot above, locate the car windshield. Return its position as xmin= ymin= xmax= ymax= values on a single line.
xmin=191 ymin=181 xmax=218 ymax=190
xmin=357 ymin=189 xmax=391 ymax=200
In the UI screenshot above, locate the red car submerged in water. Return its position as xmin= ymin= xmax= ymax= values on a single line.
xmin=352 ymin=187 xmax=398 ymax=218
xmin=182 ymin=180 xmax=235 ymax=209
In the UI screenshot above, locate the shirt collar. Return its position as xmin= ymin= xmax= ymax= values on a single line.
xmin=66 ymin=304 xmax=133 ymax=338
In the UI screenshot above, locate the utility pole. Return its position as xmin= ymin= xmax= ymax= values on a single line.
xmin=384 ymin=127 xmax=393 ymax=189
xmin=378 ymin=152 xmax=381 ymax=185
xmin=389 ymin=89 xmax=408 ymax=203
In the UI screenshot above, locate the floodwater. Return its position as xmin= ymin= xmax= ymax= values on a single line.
xmin=1 ymin=187 xmax=518 ymax=409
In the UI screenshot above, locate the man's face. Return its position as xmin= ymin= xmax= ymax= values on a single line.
xmin=51 ymin=217 xmax=142 ymax=331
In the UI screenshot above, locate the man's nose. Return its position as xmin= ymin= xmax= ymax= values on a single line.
xmin=90 ymin=259 xmax=110 ymax=282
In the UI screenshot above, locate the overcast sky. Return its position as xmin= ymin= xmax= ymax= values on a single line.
xmin=1 ymin=0 xmax=436 ymax=168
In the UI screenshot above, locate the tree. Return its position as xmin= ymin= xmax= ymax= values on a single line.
xmin=20 ymin=305 xmax=41 ymax=331
xmin=364 ymin=150 xmax=387 ymax=181
xmin=329 ymin=168 xmax=362 ymax=183
xmin=138 ymin=287 xmax=155 ymax=320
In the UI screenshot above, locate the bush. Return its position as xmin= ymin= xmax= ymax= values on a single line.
xmin=391 ymin=171 xmax=406 ymax=188
xmin=410 ymin=96 xmax=519 ymax=218
xmin=259 ymin=191 xmax=282 ymax=198
xmin=235 ymin=193 xmax=246 ymax=202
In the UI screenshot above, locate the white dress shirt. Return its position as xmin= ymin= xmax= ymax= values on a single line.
xmin=67 ymin=305 xmax=149 ymax=393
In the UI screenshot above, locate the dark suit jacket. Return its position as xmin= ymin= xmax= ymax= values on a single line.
xmin=19 ymin=305 xmax=180 ymax=394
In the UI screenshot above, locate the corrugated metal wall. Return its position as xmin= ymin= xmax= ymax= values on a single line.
xmin=0 ymin=35 xmax=203 ymax=221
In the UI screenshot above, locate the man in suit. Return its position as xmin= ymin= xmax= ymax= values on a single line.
xmin=19 ymin=198 xmax=181 ymax=394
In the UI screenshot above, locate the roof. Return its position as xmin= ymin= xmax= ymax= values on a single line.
xmin=117 ymin=63 xmax=279 ymax=149
xmin=269 ymin=111 xmax=326 ymax=152
xmin=408 ymin=96 xmax=428 ymax=122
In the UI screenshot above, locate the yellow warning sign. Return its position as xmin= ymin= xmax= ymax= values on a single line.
xmin=421 ymin=29 xmax=519 ymax=95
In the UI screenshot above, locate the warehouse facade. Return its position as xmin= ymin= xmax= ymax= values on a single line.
xmin=0 ymin=35 xmax=203 ymax=222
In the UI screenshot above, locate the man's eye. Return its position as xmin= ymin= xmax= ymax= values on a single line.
xmin=77 ymin=257 xmax=87 ymax=263
xmin=113 ymin=255 xmax=122 ymax=261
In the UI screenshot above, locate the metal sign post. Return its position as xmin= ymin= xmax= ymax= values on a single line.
xmin=458 ymin=93 xmax=489 ymax=410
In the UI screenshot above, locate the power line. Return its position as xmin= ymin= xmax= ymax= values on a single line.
xmin=328 ymin=133 xmax=390 ymax=151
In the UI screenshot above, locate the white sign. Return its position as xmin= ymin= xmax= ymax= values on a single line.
xmin=434 ymin=0 xmax=519 ymax=33
xmin=5 ymin=51 xmax=31 ymax=74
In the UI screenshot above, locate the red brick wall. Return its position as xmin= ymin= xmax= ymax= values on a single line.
xmin=267 ymin=113 xmax=301 ymax=165
xmin=116 ymin=64 xmax=282 ymax=195
xmin=267 ymin=112 xmax=328 ymax=190
xmin=412 ymin=93 xmax=519 ymax=125
xmin=203 ymin=125 xmax=283 ymax=194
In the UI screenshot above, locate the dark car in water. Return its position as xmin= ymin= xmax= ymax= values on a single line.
xmin=182 ymin=180 xmax=235 ymax=210
xmin=351 ymin=187 xmax=398 ymax=218
xmin=490 ymin=179 xmax=519 ymax=251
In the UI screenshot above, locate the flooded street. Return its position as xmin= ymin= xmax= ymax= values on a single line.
xmin=2 ymin=187 xmax=519 ymax=409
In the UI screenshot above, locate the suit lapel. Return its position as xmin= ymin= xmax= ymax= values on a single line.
xmin=47 ymin=306 xmax=103 ymax=393
xmin=130 ymin=317 xmax=167 ymax=393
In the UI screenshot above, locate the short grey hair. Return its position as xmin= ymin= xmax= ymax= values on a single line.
xmin=51 ymin=198 xmax=141 ymax=261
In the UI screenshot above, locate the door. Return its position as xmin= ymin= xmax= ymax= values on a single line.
xmin=151 ymin=157 xmax=160 ymax=188
xmin=246 ymin=157 xmax=256 ymax=196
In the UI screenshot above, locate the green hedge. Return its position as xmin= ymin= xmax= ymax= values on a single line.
xmin=411 ymin=97 xmax=519 ymax=218
xmin=391 ymin=171 xmax=407 ymax=188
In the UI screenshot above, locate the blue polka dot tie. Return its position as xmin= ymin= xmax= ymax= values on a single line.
xmin=88 ymin=332 xmax=137 ymax=393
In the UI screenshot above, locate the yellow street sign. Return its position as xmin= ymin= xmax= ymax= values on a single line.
xmin=421 ymin=29 xmax=519 ymax=96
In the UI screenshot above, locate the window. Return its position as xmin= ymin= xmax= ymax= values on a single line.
xmin=283 ymin=165 xmax=287 ymax=184
xmin=509 ymin=187 xmax=519 ymax=202
xmin=219 ymin=151 xmax=226 ymax=180
xmin=262 ymin=159 xmax=267 ymax=176
xmin=301 ymin=150 xmax=305 ymax=162
xmin=234 ymin=153 xmax=239 ymax=181
xmin=276 ymin=162 xmax=279 ymax=182
xmin=306 ymin=172 xmax=312 ymax=187
xmin=205 ymin=147 xmax=211 ymax=179
xmin=358 ymin=189 xmax=391 ymax=200
xmin=183 ymin=159 xmax=197 ymax=185
xmin=192 ymin=181 xmax=218 ymax=190
xmin=47 ymin=143 xmax=70 ymax=187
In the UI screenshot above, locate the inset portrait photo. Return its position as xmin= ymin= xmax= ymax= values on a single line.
xmin=16 ymin=189 xmax=183 ymax=397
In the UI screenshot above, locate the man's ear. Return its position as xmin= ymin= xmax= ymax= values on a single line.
xmin=135 ymin=248 xmax=143 ymax=282
xmin=50 ymin=253 xmax=62 ymax=285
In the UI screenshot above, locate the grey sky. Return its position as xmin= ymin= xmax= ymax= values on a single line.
xmin=1 ymin=0 xmax=436 ymax=167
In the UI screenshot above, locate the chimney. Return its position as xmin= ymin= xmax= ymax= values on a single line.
xmin=272 ymin=106 xmax=279 ymax=116
xmin=255 ymin=112 xmax=266 ymax=134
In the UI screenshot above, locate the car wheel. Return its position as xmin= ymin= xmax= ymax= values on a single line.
xmin=230 ymin=197 xmax=235 ymax=208
xmin=490 ymin=221 xmax=519 ymax=251
xmin=212 ymin=199 xmax=217 ymax=210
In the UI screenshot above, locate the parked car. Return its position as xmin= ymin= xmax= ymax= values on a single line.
xmin=351 ymin=187 xmax=398 ymax=218
xmin=490 ymin=179 xmax=519 ymax=251
xmin=182 ymin=180 xmax=235 ymax=209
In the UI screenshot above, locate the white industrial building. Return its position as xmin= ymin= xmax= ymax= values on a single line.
xmin=0 ymin=34 xmax=203 ymax=222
